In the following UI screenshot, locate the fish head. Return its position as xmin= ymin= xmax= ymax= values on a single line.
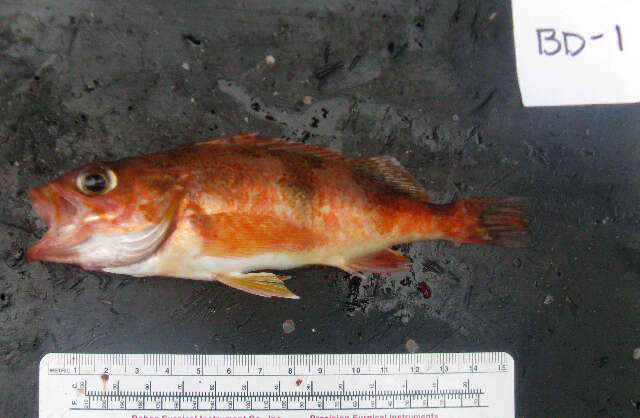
xmin=26 ymin=158 xmax=183 ymax=270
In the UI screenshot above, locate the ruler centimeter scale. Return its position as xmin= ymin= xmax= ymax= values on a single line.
xmin=40 ymin=352 xmax=514 ymax=417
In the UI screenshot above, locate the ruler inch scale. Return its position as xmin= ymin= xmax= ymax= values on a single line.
xmin=40 ymin=352 xmax=514 ymax=417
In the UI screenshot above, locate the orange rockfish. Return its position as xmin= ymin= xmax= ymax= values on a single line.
xmin=26 ymin=133 xmax=528 ymax=299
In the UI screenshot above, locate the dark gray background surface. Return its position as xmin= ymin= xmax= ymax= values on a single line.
xmin=1 ymin=0 xmax=639 ymax=416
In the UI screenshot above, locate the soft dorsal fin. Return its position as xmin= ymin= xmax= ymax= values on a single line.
xmin=350 ymin=156 xmax=429 ymax=202
xmin=196 ymin=132 xmax=345 ymax=161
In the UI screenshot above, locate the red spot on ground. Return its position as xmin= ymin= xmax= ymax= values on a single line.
xmin=296 ymin=378 xmax=303 ymax=386
xmin=417 ymin=282 xmax=431 ymax=299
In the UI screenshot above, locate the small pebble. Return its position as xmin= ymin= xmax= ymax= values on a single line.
xmin=181 ymin=62 xmax=190 ymax=71
xmin=405 ymin=339 xmax=420 ymax=353
xmin=633 ymin=348 xmax=640 ymax=360
xmin=302 ymin=96 xmax=313 ymax=105
xmin=513 ymin=257 xmax=522 ymax=268
xmin=282 ymin=319 xmax=295 ymax=334
xmin=265 ymin=55 xmax=276 ymax=67
xmin=488 ymin=12 xmax=498 ymax=21
xmin=543 ymin=295 xmax=554 ymax=305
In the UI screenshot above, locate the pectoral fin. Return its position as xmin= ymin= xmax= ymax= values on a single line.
xmin=216 ymin=272 xmax=300 ymax=299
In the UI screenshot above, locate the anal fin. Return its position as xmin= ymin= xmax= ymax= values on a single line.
xmin=343 ymin=249 xmax=411 ymax=273
xmin=216 ymin=272 xmax=300 ymax=299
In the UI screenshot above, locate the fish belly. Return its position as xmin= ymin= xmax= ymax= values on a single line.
xmin=103 ymin=238 xmax=308 ymax=280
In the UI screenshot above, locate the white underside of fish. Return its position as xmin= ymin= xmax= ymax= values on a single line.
xmin=103 ymin=249 xmax=301 ymax=280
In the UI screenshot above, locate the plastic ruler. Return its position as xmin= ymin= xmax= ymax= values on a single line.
xmin=39 ymin=352 xmax=514 ymax=417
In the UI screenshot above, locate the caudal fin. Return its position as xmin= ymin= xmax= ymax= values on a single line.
xmin=446 ymin=197 xmax=530 ymax=247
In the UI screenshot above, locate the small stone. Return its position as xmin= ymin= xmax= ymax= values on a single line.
xmin=452 ymin=114 xmax=459 ymax=121
xmin=265 ymin=55 xmax=276 ymax=67
xmin=633 ymin=348 xmax=640 ymax=360
xmin=405 ymin=339 xmax=420 ymax=353
xmin=513 ymin=257 xmax=522 ymax=268
xmin=543 ymin=295 xmax=554 ymax=305
xmin=302 ymin=96 xmax=313 ymax=105
xmin=181 ymin=62 xmax=190 ymax=71
xmin=282 ymin=319 xmax=295 ymax=334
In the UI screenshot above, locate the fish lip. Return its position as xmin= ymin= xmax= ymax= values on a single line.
xmin=26 ymin=229 xmax=77 ymax=263
xmin=28 ymin=186 xmax=53 ymax=228
xmin=27 ymin=184 xmax=87 ymax=264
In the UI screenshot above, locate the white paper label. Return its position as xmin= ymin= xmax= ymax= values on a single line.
xmin=512 ymin=0 xmax=640 ymax=107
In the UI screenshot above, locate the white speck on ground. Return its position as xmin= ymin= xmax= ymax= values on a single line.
xmin=405 ymin=339 xmax=420 ymax=353
xmin=265 ymin=55 xmax=275 ymax=67
xmin=282 ymin=319 xmax=295 ymax=334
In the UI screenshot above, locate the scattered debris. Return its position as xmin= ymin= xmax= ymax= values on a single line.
xmin=183 ymin=34 xmax=202 ymax=46
xmin=194 ymin=344 xmax=200 ymax=353
xmin=282 ymin=319 xmax=295 ymax=334
xmin=101 ymin=373 xmax=109 ymax=392
xmin=100 ymin=300 xmax=112 ymax=305
xmin=295 ymin=378 xmax=303 ymax=386
xmin=417 ymin=282 xmax=431 ymax=299
xmin=488 ymin=12 xmax=499 ymax=21
xmin=0 ymin=293 xmax=10 ymax=310
xmin=181 ymin=62 xmax=190 ymax=71
xmin=4 ymin=248 xmax=24 ymax=268
xmin=543 ymin=295 xmax=554 ymax=305
xmin=265 ymin=55 xmax=276 ymax=67
xmin=313 ymin=61 xmax=344 ymax=80
xmin=633 ymin=348 xmax=640 ymax=360
xmin=405 ymin=339 xmax=420 ymax=353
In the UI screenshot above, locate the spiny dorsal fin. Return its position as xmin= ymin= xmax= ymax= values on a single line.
xmin=350 ymin=156 xmax=429 ymax=202
xmin=197 ymin=132 xmax=345 ymax=161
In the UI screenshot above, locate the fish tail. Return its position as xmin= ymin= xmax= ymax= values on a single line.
xmin=434 ymin=197 xmax=530 ymax=247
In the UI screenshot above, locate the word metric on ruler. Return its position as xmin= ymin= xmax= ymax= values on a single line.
xmin=40 ymin=353 xmax=514 ymax=418
xmin=512 ymin=0 xmax=640 ymax=107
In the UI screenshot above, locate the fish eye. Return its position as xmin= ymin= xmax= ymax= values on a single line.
xmin=76 ymin=167 xmax=117 ymax=196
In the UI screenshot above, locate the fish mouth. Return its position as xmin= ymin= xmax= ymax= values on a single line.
xmin=26 ymin=185 xmax=91 ymax=266
xmin=27 ymin=186 xmax=179 ymax=270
